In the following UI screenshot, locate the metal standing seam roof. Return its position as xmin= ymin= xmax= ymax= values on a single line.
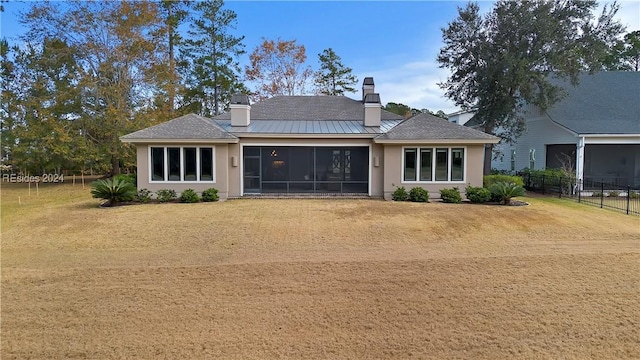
xmin=215 ymin=119 xmax=402 ymax=134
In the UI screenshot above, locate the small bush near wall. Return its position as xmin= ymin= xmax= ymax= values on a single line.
xmin=391 ymin=186 xmax=409 ymax=201
xmin=440 ymin=187 xmax=462 ymax=203
xmin=483 ymin=174 xmax=524 ymax=188
xmin=489 ymin=182 xmax=525 ymax=205
xmin=408 ymin=187 xmax=429 ymax=202
xmin=156 ymin=189 xmax=177 ymax=203
xmin=137 ymin=188 xmax=152 ymax=203
xmin=180 ymin=189 xmax=200 ymax=203
xmin=202 ymin=188 xmax=219 ymax=202
xmin=607 ymin=190 xmax=620 ymax=198
xmin=113 ymin=173 xmax=136 ymax=186
xmin=465 ymin=186 xmax=491 ymax=203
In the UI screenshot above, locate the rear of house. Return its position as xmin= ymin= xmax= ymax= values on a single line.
xmin=121 ymin=78 xmax=499 ymax=200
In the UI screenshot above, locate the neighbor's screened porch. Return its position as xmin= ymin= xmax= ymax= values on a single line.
xmin=243 ymin=146 xmax=369 ymax=194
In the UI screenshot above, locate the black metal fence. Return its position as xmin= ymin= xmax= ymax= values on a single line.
xmin=522 ymin=173 xmax=640 ymax=216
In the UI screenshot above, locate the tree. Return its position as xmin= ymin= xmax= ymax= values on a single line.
xmin=158 ymin=0 xmax=192 ymax=115
xmin=383 ymin=102 xmax=421 ymax=118
xmin=605 ymin=31 xmax=640 ymax=71
xmin=22 ymin=1 xmax=167 ymax=175
xmin=0 ymin=39 xmax=20 ymax=167
xmin=182 ymin=0 xmax=246 ymax=116
xmin=245 ymin=38 xmax=312 ymax=100
xmin=437 ymin=0 xmax=624 ymax=173
xmin=314 ymin=48 xmax=357 ymax=96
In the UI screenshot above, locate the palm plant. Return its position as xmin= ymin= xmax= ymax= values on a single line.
xmin=489 ymin=181 xmax=525 ymax=205
xmin=91 ymin=178 xmax=137 ymax=206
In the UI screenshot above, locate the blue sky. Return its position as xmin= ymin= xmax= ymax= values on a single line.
xmin=2 ymin=1 xmax=639 ymax=113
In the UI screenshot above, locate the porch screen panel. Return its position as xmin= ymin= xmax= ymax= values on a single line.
xmin=151 ymin=147 xmax=165 ymax=181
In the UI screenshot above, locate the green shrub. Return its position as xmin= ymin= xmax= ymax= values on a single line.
xmin=607 ymin=190 xmax=620 ymax=198
xmin=180 ymin=189 xmax=200 ymax=203
xmin=202 ymin=188 xmax=219 ymax=202
xmin=489 ymin=181 xmax=525 ymax=205
xmin=440 ymin=187 xmax=462 ymax=203
xmin=113 ymin=173 xmax=136 ymax=186
xmin=91 ymin=178 xmax=137 ymax=206
xmin=391 ymin=186 xmax=409 ymax=201
xmin=591 ymin=191 xmax=603 ymax=197
xmin=408 ymin=187 xmax=429 ymax=202
xmin=156 ymin=189 xmax=177 ymax=203
xmin=483 ymin=174 xmax=524 ymax=188
xmin=630 ymin=192 xmax=640 ymax=199
xmin=465 ymin=186 xmax=491 ymax=203
xmin=136 ymin=188 xmax=152 ymax=203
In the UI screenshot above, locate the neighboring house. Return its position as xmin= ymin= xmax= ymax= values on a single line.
xmin=447 ymin=109 xmax=475 ymax=126
xmin=486 ymin=72 xmax=639 ymax=187
xmin=121 ymin=78 xmax=499 ymax=200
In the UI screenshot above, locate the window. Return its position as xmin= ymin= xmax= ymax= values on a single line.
xmin=403 ymin=147 xmax=465 ymax=182
xmin=404 ymin=148 xmax=417 ymax=181
xmin=529 ymin=148 xmax=536 ymax=169
xmin=435 ymin=148 xmax=448 ymax=181
xmin=150 ymin=146 xmax=215 ymax=182
xmin=419 ymin=149 xmax=432 ymax=181
xmin=510 ymin=149 xmax=516 ymax=171
xmin=451 ymin=148 xmax=464 ymax=181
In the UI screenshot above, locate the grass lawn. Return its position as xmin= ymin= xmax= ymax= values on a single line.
xmin=2 ymin=182 xmax=639 ymax=359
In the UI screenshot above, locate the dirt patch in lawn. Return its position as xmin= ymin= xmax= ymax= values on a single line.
xmin=2 ymin=183 xmax=639 ymax=359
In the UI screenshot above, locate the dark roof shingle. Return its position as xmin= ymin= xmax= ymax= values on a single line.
xmin=376 ymin=113 xmax=498 ymax=141
xmin=120 ymin=113 xmax=237 ymax=140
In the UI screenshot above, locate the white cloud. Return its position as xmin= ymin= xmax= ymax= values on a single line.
xmin=613 ymin=1 xmax=640 ymax=31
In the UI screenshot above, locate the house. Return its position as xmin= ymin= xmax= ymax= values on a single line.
xmin=487 ymin=72 xmax=640 ymax=187
xmin=447 ymin=109 xmax=475 ymax=126
xmin=120 ymin=78 xmax=499 ymax=200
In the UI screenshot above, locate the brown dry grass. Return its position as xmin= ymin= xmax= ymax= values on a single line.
xmin=2 ymin=182 xmax=639 ymax=359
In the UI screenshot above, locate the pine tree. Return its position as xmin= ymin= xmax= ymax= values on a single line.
xmin=314 ymin=48 xmax=357 ymax=96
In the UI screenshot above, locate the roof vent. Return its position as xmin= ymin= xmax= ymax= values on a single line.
xmin=230 ymin=94 xmax=250 ymax=105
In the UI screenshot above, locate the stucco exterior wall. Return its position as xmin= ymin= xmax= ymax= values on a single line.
xmin=382 ymin=144 xmax=486 ymax=200
xmin=135 ymin=143 xmax=230 ymax=200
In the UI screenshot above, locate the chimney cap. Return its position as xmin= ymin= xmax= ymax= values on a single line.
xmin=363 ymin=77 xmax=374 ymax=86
xmin=230 ymin=94 xmax=250 ymax=105
xmin=364 ymin=93 xmax=381 ymax=104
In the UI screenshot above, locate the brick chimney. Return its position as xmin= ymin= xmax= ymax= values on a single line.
xmin=230 ymin=94 xmax=250 ymax=127
xmin=364 ymin=93 xmax=381 ymax=127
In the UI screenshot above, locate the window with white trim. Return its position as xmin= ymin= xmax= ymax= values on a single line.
xmin=529 ymin=148 xmax=536 ymax=169
xmin=403 ymin=147 xmax=465 ymax=182
xmin=150 ymin=146 xmax=215 ymax=182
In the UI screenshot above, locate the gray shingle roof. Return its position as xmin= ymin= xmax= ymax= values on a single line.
xmin=213 ymin=96 xmax=402 ymax=121
xmin=120 ymin=113 xmax=237 ymax=140
xmin=376 ymin=112 xmax=498 ymax=141
xmin=546 ymin=72 xmax=640 ymax=134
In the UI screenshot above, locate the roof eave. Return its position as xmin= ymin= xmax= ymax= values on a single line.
xmin=374 ymin=138 xmax=500 ymax=145
xmin=120 ymin=137 xmax=239 ymax=144
xmin=232 ymin=133 xmax=380 ymax=139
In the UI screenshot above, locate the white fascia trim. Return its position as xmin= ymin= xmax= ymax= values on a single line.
xmin=232 ymin=133 xmax=379 ymax=139
xmin=375 ymin=139 xmax=499 ymax=145
xmin=364 ymin=103 xmax=381 ymax=108
xmin=583 ymin=134 xmax=640 ymax=144
xmin=121 ymin=138 xmax=238 ymax=144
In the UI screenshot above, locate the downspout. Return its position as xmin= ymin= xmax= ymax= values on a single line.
xmin=576 ymin=136 xmax=585 ymax=190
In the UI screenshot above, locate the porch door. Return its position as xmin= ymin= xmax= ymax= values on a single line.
xmin=243 ymin=147 xmax=261 ymax=193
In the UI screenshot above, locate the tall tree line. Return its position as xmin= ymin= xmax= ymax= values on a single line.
xmin=1 ymin=0 xmax=248 ymax=175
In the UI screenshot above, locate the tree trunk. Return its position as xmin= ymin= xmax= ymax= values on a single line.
xmin=111 ymin=155 xmax=120 ymax=176
xmin=483 ymin=144 xmax=493 ymax=175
